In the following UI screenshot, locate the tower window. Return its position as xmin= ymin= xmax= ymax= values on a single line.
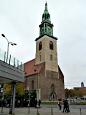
xmin=39 ymin=42 xmax=42 ymax=50
xmin=40 ymin=55 xmax=41 ymax=61
xmin=32 ymin=80 xmax=34 ymax=89
xmin=49 ymin=41 xmax=53 ymax=50
xmin=45 ymin=24 xmax=47 ymax=32
xmin=50 ymin=54 xmax=53 ymax=60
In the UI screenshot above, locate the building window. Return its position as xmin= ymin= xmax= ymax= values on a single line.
xmin=32 ymin=80 xmax=34 ymax=89
xmin=50 ymin=54 xmax=53 ymax=60
xmin=45 ymin=24 xmax=47 ymax=32
xmin=49 ymin=41 xmax=53 ymax=50
xmin=40 ymin=55 xmax=41 ymax=61
xmin=39 ymin=42 xmax=42 ymax=50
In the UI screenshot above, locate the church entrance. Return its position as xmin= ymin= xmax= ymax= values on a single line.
xmin=49 ymin=84 xmax=57 ymax=100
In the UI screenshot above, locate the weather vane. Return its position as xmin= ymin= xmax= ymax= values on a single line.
xmin=45 ymin=0 xmax=47 ymax=3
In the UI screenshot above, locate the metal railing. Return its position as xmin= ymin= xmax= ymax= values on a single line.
xmin=0 ymin=48 xmax=24 ymax=71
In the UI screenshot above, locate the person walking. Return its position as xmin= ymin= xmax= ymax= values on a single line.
xmin=63 ymin=99 xmax=70 ymax=113
xmin=35 ymin=99 xmax=37 ymax=108
xmin=66 ymin=99 xmax=70 ymax=112
xmin=38 ymin=99 xmax=41 ymax=108
xmin=58 ymin=100 xmax=62 ymax=110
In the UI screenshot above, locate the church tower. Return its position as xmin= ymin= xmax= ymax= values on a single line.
xmin=24 ymin=3 xmax=65 ymax=100
xmin=35 ymin=3 xmax=58 ymax=72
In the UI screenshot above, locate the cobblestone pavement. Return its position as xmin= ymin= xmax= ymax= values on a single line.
xmin=0 ymin=105 xmax=86 ymax=115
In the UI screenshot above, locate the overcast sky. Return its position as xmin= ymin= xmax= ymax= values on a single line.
xmin=0 ymin=0 xmax=86 ymax=89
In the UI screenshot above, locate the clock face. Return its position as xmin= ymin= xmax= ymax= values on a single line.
xmin=40 ymin=24 xmax=53 ymax=36
xmin=48 ymin=26 xmax=51 ymax=35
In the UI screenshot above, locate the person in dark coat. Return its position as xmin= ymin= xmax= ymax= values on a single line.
xmin=35 ymin=99 xmax=37 ymax=108
xmin=38 ymin=99 xmax=41 ymax=108
xmin=63 ymin=99 xmax=70 ymax=113
xmin=66 ymin=100 xmax=70 ymax=112
xmin=58 ymin=100 xmax=62 ymax=110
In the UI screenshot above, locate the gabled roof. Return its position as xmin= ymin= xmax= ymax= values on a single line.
xmin=24 ymin=59 xmax=45 ymax=77
xmin=24 ymin=59 xmax=64 ymax=80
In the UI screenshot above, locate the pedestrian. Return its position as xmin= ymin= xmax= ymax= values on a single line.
xmin=58 ymin=100 xmax=62 ymax=110
xmin=66 ymin=100 xmax=70 ymax=112
xmin=35 ymin=99 xmax=37 ymax=108
xmin=1 ymin=99 xmax=4 ymax=113
xmin=63 ymin=99 xmax=70 ymax=113
xmin=38 ymin=99 xmax=41 ymax=108
xmin=63 ymin=99 xmax=66 ymax=112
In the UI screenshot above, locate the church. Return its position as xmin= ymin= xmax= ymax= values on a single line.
xmin=24 ymin=3 xmax=65 ymax=101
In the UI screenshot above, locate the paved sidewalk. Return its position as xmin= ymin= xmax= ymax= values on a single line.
xmin=0 ymin=106 xmax=86 ymax=115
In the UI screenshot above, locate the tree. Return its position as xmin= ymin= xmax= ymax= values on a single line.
xmin=16 ymin=83 xmax=25 ymax=96
xmin=65 ymin=88 xmax=86 ymax=98
xmin=4 ymin=83 xmax=25 ymax=97
xmin=4 ymin=83 xmax=12 ymax=96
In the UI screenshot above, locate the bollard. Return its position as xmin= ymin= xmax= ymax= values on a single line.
xmin=51 ymin=106 xmax=53 ymax=115
xmin=28 ymin=106 xmax=30 ymax=114
xmin=80 ymin=108 xmax=81 ymax=115
xmin=37 ymin=107 xmax=40 ymax=115
xmin=9 ymin=108 xmax=12 ymax=115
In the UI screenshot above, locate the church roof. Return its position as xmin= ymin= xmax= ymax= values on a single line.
xmin=24 ymin=59 xmax=45 ymax=77
xmin=24 ymin=59 xmax=64 ymax=81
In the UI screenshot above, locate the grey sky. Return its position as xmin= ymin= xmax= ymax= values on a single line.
xmin=0 ymin=0 xmax=86 ymax=88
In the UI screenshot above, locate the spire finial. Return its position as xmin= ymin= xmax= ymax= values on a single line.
xmin=45 ymin=2 xmax=48 ymax=11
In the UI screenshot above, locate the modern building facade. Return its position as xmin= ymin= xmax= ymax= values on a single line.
xmin=24 ymin=3 xmax=65 ymax=100
xmin=0 ymin=49 xmax=24 ymax=114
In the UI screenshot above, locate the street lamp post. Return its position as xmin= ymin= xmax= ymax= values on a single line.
xmin=1 ymin=34 xmax=17 ymax=63
xmin=1 ymin=34 xmax=17 ymax=115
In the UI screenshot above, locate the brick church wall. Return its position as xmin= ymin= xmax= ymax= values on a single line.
xmin=38 ymin=69 xmax=65 ymax=100
xmin=25 ymin=63 xmax=65 ymax=101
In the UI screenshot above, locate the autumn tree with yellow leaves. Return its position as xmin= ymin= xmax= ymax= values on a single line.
xmin=4 ymin=83 xmax=25 ymax=96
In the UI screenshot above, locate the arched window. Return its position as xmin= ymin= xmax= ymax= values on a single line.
xmin=32 ymin=80 xmax=34 ymax=89
xmin=40 ymin=55 xmax=41 ymax=61
xmin=39 ymin=42 xmax=42 ymax=50
xmin=49 ymin=41 xmax=53 ymax=50
xmin=50 ymin=54 xmax=53 ymax=60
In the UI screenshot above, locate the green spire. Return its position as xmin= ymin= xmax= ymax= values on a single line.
xmin=45 ymin=2 xmax=48 ymax=11
xmin=39 ymin=3 xmax=53 ymax=37
xmin=42 ymin=2 xmax=51 ymax=22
